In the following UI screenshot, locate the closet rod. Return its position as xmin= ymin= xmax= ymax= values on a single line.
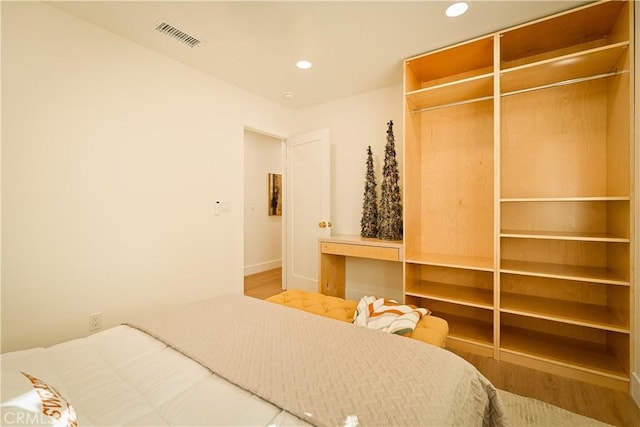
xmin=411 ymin=70 xmax=626 ymax=113
xmin=412 ymin=95 xmax=493 ymax=114
xmin=502 ymin=70 xmax=625 ymax=97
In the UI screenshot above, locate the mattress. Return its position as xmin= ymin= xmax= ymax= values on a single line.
xmin=1 ymin=324 xmax=308 ymax=426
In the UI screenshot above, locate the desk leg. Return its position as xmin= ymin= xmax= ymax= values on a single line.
xmin=319 ymin=253 xmax=345 ymax=298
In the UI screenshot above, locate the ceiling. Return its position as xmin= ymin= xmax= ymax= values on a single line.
xmin=48 ymin=1 xmax=591 ymax=110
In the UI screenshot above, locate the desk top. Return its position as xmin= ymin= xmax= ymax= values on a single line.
xmin=319 ymin=234 xmax=403 ymax=249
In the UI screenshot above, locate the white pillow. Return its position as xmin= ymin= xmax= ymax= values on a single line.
xmin=1 ymin=372 xmax=77 ymax=427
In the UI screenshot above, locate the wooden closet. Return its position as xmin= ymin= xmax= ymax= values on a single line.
xmin=403 ymin=0 xmax=634 ymax=391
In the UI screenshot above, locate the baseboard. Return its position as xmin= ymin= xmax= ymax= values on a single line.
xmin=244 ymin=260 xmax=281 ymax=276
xmin=632 ymin=372 xmax=640 ymax=408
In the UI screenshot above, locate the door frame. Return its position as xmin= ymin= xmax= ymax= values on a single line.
xmin=241 ymin=126 xmax=330 ymax=295
xmin=242 ymin=126 xmax=287 ymax=292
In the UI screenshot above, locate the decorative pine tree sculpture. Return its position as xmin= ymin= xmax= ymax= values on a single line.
xmin=360 ymin=146 xmax=378 ymax=238
xmin=378 ymin=120 xmax=403 ymax=240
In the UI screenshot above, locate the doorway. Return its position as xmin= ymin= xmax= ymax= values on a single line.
xmin=243 ymin=129 xmax=284 ymax=299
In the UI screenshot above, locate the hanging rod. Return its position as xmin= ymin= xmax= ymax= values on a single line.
xmin=412 ymin=95 xmax=493 ymax=114
xmin=502 ymin=70 xmax=626 ymax=97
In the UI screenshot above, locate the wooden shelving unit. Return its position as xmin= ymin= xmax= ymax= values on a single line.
xmin=500 ymin=42 xmax=630 ymax=95
xmin=500 ymin=259 xmax=630 ymax=286
xmin=500 ymin=229 xmax=630 ymax=242
xmin=500 ymin=292 xmax=629 ymax=333
xmin=404 ymin=297 xmax=495 ymax=356
xmin=405 ymin=253 xmax=494 ymax=271
xmin=443 ymin=313 xmax=494 ymax=348
xmin=406 ymin=281 xmax=493 ymax=309
xmin=406 ymin=73 xmax=493 ymax=112
xmin=501 ymin=323 xmax=629 ymax=380
xmin=403 ymin=0 xmax=634 ymax=391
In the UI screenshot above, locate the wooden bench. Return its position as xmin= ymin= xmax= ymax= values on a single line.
xmin=266 ymin=289 xmax=448 ymax=348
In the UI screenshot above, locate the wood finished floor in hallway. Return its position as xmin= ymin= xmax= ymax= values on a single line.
xmin=244 ymin=268 xmax=283 ymax=300
xmin=244 ymin=270 xmax=640 ymax=426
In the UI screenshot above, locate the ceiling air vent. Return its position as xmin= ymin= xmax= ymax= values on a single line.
xmin=154 ymin=21 xmax=201 ymax=48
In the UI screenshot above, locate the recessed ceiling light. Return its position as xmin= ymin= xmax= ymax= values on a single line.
xmin=282 ymin=92 xmax=296 ymax=100
xmin=296 ymin=60 xmax=312 ymax=69
xmin=446 ymin=2 xmax=469 ymax=17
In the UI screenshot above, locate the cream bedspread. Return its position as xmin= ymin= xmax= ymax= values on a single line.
xmin=126 ymin=294 xmax=507 ymax=427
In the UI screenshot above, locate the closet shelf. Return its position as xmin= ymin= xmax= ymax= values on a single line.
xmin=406 ymin=281 xmax=493 ymax=309
xmin=500 ymin=229 xmax=629 ymax=243
xmin=440 ymin=314 xmax=493 ymax=348
xmin=406 ymin=253 xmax=493 ymax=271
xmin=500 ymin=42 xmax=629 ymax=94
xmin=501 ymin=196 xmax=630 ymax=203
xmin=501 ymin=325 xmax=629 ymax=380
xmin=405 ymin=35 xmax=494 ymax=92
xmin=500 ymin=259 xmax=629 ymax=286
xmin=499 ymin=0 xmax=627 ymax=68
xmin=406 ymin=72 xmax=493 ymax=112
xmin=500 ymin=292 xmax=629 ymax=333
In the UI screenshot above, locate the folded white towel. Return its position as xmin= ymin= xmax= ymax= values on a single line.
xmin=353 ymin=296 xmax=430 ymax=336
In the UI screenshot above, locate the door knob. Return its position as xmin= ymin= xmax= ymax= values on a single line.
xmin=319 ymin=221 xmax=327 ymax=228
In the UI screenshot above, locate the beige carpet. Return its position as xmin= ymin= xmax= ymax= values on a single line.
xmin=499 ymin=390 xmax=612 ymax=426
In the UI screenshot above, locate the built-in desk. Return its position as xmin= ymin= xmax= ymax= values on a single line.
xmin=318 ymin=235 xmax=403 ymax=298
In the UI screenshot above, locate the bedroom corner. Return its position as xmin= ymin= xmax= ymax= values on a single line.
xmin=0 ymin=1 xmax=292 ymax=352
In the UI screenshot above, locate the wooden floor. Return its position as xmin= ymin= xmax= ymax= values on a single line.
xmin=244 ymin=267 xmax=284 ymax=300
xmin=244 ymin=268 xmax=640 ymax=426
xmin=451 ymin=349 xmax=640 ymax=427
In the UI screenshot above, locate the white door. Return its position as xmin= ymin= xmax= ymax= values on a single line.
xmin=284 ymin=129 xmax=330 ymax=292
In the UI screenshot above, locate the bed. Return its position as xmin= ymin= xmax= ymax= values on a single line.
xmin=1 ymin=294 xmax=507 ymax=426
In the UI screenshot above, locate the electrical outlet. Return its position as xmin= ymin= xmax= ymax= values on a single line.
xmin=89 ymin=312 xmax=102 ymax=332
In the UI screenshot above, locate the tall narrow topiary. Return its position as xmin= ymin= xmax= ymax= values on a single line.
xmin=360 ymin=146 xmax=378 ymax=238
xmin=378 ymin=120 xmax=403 ymax=240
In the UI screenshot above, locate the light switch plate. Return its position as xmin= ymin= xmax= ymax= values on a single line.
xmin=214 ymin=200 xmax=230 ymax=216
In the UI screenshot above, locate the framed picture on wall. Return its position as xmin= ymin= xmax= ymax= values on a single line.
xmin=268 ymin=173 xmax=282 ymax=216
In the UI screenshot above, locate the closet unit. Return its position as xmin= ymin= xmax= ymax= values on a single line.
xmin=404 ymin=34 xmax=497 ymax=357
xmin=403 ymin=0 xmax=634 ymax=390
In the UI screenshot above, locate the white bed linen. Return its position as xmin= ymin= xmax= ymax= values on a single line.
xmin=1 ymin=325 xmax=309 ymax=426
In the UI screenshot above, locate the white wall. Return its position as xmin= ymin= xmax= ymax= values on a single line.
xmin=293 ymin=85 xmax=405 ymax=301
xmin=1 ymin=2 xmax=293 ymax=352
xmin=244 ymin=130 xmax=283 ymax=275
